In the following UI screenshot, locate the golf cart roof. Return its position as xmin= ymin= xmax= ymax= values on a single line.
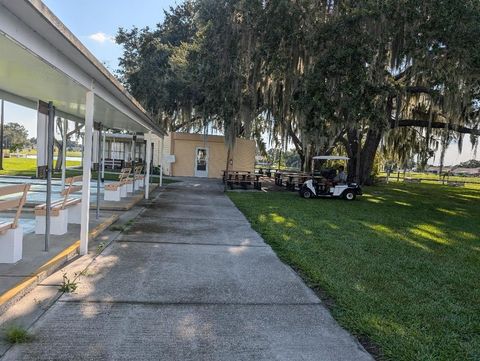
xmin=312 ymin=156 xmax=350 ymax=160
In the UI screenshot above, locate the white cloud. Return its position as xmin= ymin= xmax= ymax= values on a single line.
xmin=88 ymin=32 xmax=114 ymax=44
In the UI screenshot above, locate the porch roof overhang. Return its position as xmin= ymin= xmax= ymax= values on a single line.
xmin=104 ymin=133 xmax=145 ymax=142
xmin=0 ymin=0 xmax=164 ymax=136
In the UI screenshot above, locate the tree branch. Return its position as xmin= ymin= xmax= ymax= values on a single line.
xmin=170 ymin=116 xmax=202 ymax=132
xmin=66 ymin=123 xmax=84 ymax=138
xmin=393 ymin=119 xmax=480 ymax=136
xmin=287 ymin=121 xmax=303 ymax=156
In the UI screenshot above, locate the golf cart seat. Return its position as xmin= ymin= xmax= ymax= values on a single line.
xmin=320 ymin=168 xmax=337 ymax=180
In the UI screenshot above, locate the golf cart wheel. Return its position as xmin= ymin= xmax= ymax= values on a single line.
xmin=343 ymin=191 xmax=356 ymax=201
xmin=301 ymin=189 xmax=313 ymax=199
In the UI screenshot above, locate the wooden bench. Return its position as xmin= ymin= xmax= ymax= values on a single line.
xmin=35 ymin=176 xmax=83 ymax=235
xmin=133 ymin=165 xmax=145 ymax=190
xmin=286 ymin=174 xmax=310 ymax=191
xmin=0 ymin=184 xmax=30 ymax=263
xmin=104 ymin=159 xmax=124 ymax=170
xmin=104 ymin=168 xmax=131 ymax=201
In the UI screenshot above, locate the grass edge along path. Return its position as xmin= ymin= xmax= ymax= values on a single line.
xmin=228 ymin=183 xmax=480 ymax=361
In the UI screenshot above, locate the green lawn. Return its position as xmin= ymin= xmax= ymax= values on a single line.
xmin=0 ymin=158 xmax=177 ymax=185
xmin=0 ymin=158 xmax=81 ymax=177
xmin=229 ymin=184 xmax=480 ymax=361
xmin=379 ymin=172 xmax=480 ymax=189
xmin=64 ymin=168 xmax=177 ymax=184
xmin=18 ymin=150 xmax=82 ymax=157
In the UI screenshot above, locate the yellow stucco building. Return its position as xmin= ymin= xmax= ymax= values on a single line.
xmin=162 ymin=132 xmax=256 ymax=178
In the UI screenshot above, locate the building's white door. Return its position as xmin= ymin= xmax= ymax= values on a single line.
xmin=194 ymin=147 xmax=208 ymax=177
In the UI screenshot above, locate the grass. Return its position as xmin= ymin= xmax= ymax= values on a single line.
xmin=58 ymin=273 xmax=78 ymax=293
xmin=0 ymin=158 xmax=81 ymax=177
xmin=0 ymin=158 xmax=177 ymax=184
xmin=379 ymin=172 xmax=480 ymax=188
xmin=228 ymin=183 xmax=480 ymax=361
xmin=18 ymin=149 xmax=82 ymax=157
xmin=3 ymin=325 xmax=33 ymax=344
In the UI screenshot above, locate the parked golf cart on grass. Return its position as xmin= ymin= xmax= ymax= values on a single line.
xmin=299 ymin=156 xmax=362 ymax=201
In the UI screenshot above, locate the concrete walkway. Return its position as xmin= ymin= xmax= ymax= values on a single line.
xmin=2 ymin=178 xmax=373 ymax=361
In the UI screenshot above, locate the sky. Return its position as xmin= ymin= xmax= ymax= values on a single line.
xmin=1 ymin=0 xmax=478 ymax=166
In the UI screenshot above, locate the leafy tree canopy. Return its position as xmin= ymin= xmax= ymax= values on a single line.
xmin=116 ymin=0 xmax=480 ymax=183
xmin=3 ymin=122 xmax=28 ymax=152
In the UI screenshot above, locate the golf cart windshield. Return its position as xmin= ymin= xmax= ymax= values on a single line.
xmin=311 ymin=156 xmax=349 ymax=178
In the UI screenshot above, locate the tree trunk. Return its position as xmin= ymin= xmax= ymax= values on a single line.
xmin=345 ymin=130 xmax=357 ymax=181
xmin=54 ymin=139 xmax=63 ymax=172
xmin=345 ymin=128 xmax=382 ymax=185
xmin=299 ymin=152 xmax=306 ymax=172
xmin=359 ymin=129 xmax=382 ymax=185
xmin=224 ymin=147 xmax=231 ymax=192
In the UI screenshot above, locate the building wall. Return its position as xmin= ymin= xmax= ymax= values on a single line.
xmin=144 ymin=133 xmax=164 ymax=167
xmin=166 ymin=132 xmax=255 ymax=178
xmin=162 ymin=133 xmax=172 ymax=175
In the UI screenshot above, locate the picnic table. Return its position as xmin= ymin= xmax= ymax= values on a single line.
xmin=274 ymin=171 xmax=311 ymax=189
xmin=285 ymin=173 xmax=311 ymax=191
xmin=223 ymin=170 xmax=262 ymax=190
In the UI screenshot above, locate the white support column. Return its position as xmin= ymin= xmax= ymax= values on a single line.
xmin=111 ymin=140 xmax=116 ymax=169
xmin=131 ymin=134 xmax=136 ymax=190
xmin=36 ymin=102 xmax=48 ymax=178
xmin=80 ymin=91 xmax=94 ymax=255
xmin=101 ymin=132 xmax=106 ymax=180
xmin=61 ymin=118 xmax=67 ymax=188
xmin=159 ymin=136 xmax=164 ymax=186
xmin=145 ymin=133 xmax=152 ymax=200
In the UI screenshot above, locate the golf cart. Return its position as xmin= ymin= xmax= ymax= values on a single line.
xmin=299 ymin=156 xmax=362 ymax=201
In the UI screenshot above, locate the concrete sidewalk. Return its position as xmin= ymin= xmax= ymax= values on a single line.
xmin=2 ymin=178 xmax=373 ymax=361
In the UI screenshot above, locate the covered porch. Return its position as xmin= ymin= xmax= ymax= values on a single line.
xmin=0 ymin=0 xmax=164 ymax=309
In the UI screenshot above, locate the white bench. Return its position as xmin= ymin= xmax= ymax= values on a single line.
xmin=133 ymin=165 xmax=145 ymax=190
xmin=0 ymin=184 xmax=30 ymax=263
xmin=104 ymin=168 xmax=131 ymax=201
xmin=35 ymin=176 xmax=83 ymax=235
